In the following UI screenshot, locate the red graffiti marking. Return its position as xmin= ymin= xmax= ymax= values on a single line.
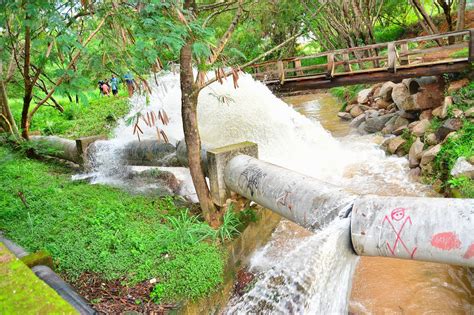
xmin=463 ymin=243 xmax=474 ymax=259
xmin=431 ymin=232 xmax=461 ymax=251
xmin=383 ymin=208 xmax=417 ymax=259
xmin=277 ymin=191 xmax=293 ymax=212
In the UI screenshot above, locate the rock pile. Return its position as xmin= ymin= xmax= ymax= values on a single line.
xmin=338 ymin=76 xmax=474 ymax=181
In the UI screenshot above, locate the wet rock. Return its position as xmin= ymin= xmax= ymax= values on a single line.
xmin=350 ymin=105 xmax=364 ymax=118
xmin=408 ymin=137 xmax=424 ymax=168
xmin=451 ymin=157 xmax=474 ymax=178
xmin=378 ymin=81 xmax=396 ymax=102
xmin=409 ymin=167 xmax=421 ymax=180
xmin=420 ymin=144 xmax=441 ymax=167
xmin=388 ymin=136 xmax=406 ymax=154
xmin=337 ymin=112 xmax=352 ymax=120
xmin=419 ymin=109 xmax=433 ymax=120
xmin=425 ymin=133 xmax=439 ymax=145
xmin=364 ymin=113 xmax=396 ymax=133
xmin=357 ymin=88 xmax=372 ymax=104
xmin=350 ymin=114 xmax=366 ymax=128
xmin=465 ymin=107 xmax=474 ymax=118
xmin=412 ymin=119 xmax=430 ymax=137
xmin=436 ymin=118 xmax=463 ymax=141
xmin=382 ymin=115 xmax=398 ymax=134
xmin=357 ymin=122 xmax=368 ymax=135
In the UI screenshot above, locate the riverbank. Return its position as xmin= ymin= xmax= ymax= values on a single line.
xmin=334 ymin=75 xmax=474 ymax=198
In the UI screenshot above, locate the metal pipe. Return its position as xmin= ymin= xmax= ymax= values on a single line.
xmin=351 ymin=195 xmax=474 ymax=267
xmin=224 ymin=155 xmax=357 ymax=229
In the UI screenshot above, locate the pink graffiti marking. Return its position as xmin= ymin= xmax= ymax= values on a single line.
xmin=382 ymin=208 xmax=417 ymax=259
xmin=464 ymin=243 xmax=474 ymax=259
xmin=431 ymin=232 xmax=461 ymax=251
xmin=277 ymin=191 xmax=293 ymax=212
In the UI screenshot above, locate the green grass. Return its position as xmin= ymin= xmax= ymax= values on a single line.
xmin=450 ymin=47 xmax=469 ymax=59
xmin=0 ymin=146 xmax=225 ymax=302
xmin=8 ymin=92 xmax=130 ymax=139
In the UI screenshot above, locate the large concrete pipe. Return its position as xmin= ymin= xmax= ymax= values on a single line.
xmin=176 ymin=140 xmax=209 ymax=174
xmin=224 ymin=154 xmax=357 ymax=229
xmin=30 ymin=136 xmax=80 ymax=164
xmin=122 ymin=140 xmax=179 ymax=166
xmin=351 ymin=196 xmax=474 ymax=267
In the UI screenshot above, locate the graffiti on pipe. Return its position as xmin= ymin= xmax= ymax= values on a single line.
xmin=239 ymin=165 xmax=267 ymax=197
xmin=276 ymin=190 xmax=294 ymax=212
xmin=382 ymin=208 xmax=417 ymax=259
xmin=464 ymin=243 xmax=474 ymax=259
xmin=430 ymin=232 xmax=461 ymax=251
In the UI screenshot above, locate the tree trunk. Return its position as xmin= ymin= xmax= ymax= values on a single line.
xmin=180 ymin=39 xmax=219 ymax=227
xmin=0 ymin=80 xmax=19 ymax=139
xmin=455 ymin=0 xmax=466 ymax=43
xmin=410 ymin=0 xmax=440 ymax=35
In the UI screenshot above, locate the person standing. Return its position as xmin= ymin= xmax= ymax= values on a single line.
xmin=110 ymin=75 xmax=119 ymax=96
xmin=124 ymin=71 xmax=135 ymax=97
xmin=101 ymin=79 xmax=110 ymax=96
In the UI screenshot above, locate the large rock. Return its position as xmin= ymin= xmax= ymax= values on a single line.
xmin=391 ymin=83 xmax=411 ymax=109
xmin=388 ymin=136 xmax=406 ymax=154
xmin=436 ymin=118 xmax=463 ymax=141
xmin=419 ymin=109 xmax=433 ymax=120
xmin=412 ymin=119 xmax=430 ymax=137
xmin=450 ymin=157 xmax=474 ymax=178
xmin=431 ymin=99 xmax=449 ymax=119
xmin=350 ymin=105 xmax=364 ymax=118
xmin=378 ymin=81 xmax=396 ymax=102
xmin=420 ymin=144 xmax=441 ymax=166
xmin=364 ymin=113 xmax=396 ymax=133
xmin=345 ymin=103 xmax=357 ymax=113
xmin=393 ymin=116 xmax=410 ymax=130
xmin=425 ymin=133 xmax=439 ymax=145
xmin=349 ymin=114 xmax=366 ymax=128
xmin=337 ymin=112 xmax=352 ymax=120
xmin=375 ymin=98 xmax=390 ymax=109
xmin=364 ymin=109 xmax=379 ymax=119
xmin=357 ymin=122 xmax=368 ymax=135
xmin=357 ymin=88 xmax=372 ymax=104
xmin=408 ymin=137 xmax=424 ymax=168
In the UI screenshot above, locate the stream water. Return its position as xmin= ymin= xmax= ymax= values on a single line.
xmin=86 ymin=72 xmax=473 ymax=313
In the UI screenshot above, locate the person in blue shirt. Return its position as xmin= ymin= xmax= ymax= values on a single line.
xmin=110 ymin=75 xmax=119 ymax=96
xmin=124 ymin=71 xmax=135 ymax=96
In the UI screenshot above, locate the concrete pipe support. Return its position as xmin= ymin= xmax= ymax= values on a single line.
xmin=224 ymin=154 xmax=357 ymax=229
xmin=351 ymin=196 xmax=474 ymax=267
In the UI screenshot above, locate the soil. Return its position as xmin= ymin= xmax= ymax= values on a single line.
xmin=70 ymin=272 xmax=176 ymax=314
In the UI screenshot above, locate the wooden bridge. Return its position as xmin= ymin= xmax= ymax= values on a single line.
xmin=249 ymin=29 xmax=473 ymax=94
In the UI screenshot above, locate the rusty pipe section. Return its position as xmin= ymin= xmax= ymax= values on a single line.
xmin=223 ymin=154 xmax=474 ymax=267
xmin=224 ymin=155 xmax=357 ymax=229
xmin=351 ymin=196 xmax=474 ymax=267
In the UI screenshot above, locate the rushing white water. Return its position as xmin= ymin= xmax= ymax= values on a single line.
xmin=226 ymin=218 xmax=358 ymax=314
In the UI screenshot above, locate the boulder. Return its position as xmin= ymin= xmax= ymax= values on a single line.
xmin=465 ymin=107 xmax=474 ymax=118
xmin=425 ymin=133 xmax=438 ymax=145
xmin=450 ymin=157 xmax=474 ymax=178
xmin=357 ymin=122 xmax=368 ymax=135
xmin=420 ymin=144 xmax=441 ymax=166
xmin=375 ymin=98 xmax=391 ymax=109
xmin=382 ymin=115 xmax=399 ymax=134
xmin=393 ymin=116 xmax=409 ymax=130
xmin=419 ymin=109 xmax=432 ymax=120
xmin=378 ymin=81 xmax=396 ymax=102
xmin=412 ymin=119 xmax=430 ymax=137
xmin=364 ymin=109 xmax=379 ymax=119
xmin=392 ymin=83 xmax=411 ymax=109
xmin=388 ymin=136 xmax=406 ymax=154
xmin=436 ymin=118 xmax=463 ymax=141
xmin=364 ymin=113 xmax=396 ymax=133
xmin=357 ymin=88 xmax=372 ymax=104
xmin=359 ymin=104 xmax=372 ymax=111
xmin=337 ymin=112 xmax=352 ymax=120
xmin=408 ymin=167 xmax=421 ymax=179
xmin=408 ymin=137 xmax=424 ymax=168
xmin=350 ymin=105 xmax=364 ymax=118
xmin=393 ymin=125 xmax=409 ymax=136
xmin=431 ymin=100 xmax=449 ymax=119
xmin=350 ymin=114 xmax=366 ymax=128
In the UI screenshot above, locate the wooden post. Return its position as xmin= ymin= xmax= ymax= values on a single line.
xmin=469 ymin=29 xmax=474 ymax=63
xmin=400 ymin=43 xmax=409 ymax=65
xmin=342 ymin=53 xmax=352 ymax=72
xmin=277 ymin=60 xmax=285 ymax=84
xmin=326 ymin=53 xmax=335 ymax=78
xmin=294 ymin=59 xmax=303 ymax=76
xmin=387 ymin=43 xmax=397 ymax=73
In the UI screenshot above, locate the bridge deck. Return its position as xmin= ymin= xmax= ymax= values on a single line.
xmin=249 ymin=29 xmax=473 ymax=93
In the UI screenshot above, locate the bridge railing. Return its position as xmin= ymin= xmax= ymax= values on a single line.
xmin=249 ymin=29 xmax=473 ymax=84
